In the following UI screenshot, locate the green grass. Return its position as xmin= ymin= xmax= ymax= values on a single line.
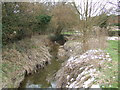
xmin=111 ymin=30 xmax=120 ymax=31
xmin=61 ymin=32 xmax=74 ymax=34
xmin=106 ymin=40 xmax=119 ymax=61
xmin=99 ymin=40 xmax=119 ymax=88
xmin=61 ymin=31 xmax=80 ymax=35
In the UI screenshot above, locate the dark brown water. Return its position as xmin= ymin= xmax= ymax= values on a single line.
xmin=19 ymin=43 xmax=64 ymax=88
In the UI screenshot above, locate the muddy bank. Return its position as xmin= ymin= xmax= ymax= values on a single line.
xmin=2 ymin=35 xmax=52 ymax=88
xmin=55 ymin=41 xmax=112 ymax=88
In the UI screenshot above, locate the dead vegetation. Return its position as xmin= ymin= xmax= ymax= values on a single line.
xmin=55 ymin=48 xmax=112 ymax=88
xmin=55 ymin=26 xmax=111 ymax=88
xmin=2 ymin=35 xmax=52 ymax=88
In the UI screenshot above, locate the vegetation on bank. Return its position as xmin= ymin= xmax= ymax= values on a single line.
xmin=2 ymin=36 xmax=52 ymax=88
xmin=106 ymin=40 xmax=119 ymax=62
xmin=99 ymin=40 xmax=119 ymax=88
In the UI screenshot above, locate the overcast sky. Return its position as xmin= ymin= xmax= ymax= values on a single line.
xmin=74 ymin=0 xmax=118 ymax=15
xmin=2 ymin=0 xmax=118 ymax=15
xmin=2 ymin=0 xmax=118 ymax=8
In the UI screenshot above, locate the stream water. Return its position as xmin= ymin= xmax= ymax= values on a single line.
xmin=19 ymin=43 xmax=64 ymax=88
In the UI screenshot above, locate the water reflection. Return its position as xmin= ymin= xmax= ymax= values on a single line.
xmin=25 ymin=81 xmax=56 ymax=88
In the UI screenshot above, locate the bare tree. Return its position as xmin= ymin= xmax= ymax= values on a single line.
xmin=50 ymin=2 xmax=79 ymax=35
xmin=72 ymin=0 xmax=109 ymax=52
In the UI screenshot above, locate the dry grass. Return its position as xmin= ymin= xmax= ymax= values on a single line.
xmin=81 ymin=27 xmax=108 ymax=51
xmin=2 ymin=35 xmax=52 ymax=88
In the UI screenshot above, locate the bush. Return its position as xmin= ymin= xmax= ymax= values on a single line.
xmin=2 ymin=3 xmax=51 ymax=45
xmin=108 ymin=31 xmax=120 ymax=36
xmin=36 ymin=14 xmax=51 ymax=25
xmin=35 ymin=14 xmax=52 ymax=33
xmin=113 ymin=23 xmax=120 ymax=26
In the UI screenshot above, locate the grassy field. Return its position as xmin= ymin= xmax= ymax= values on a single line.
xmin=99 ymin=40 xmax=119 ymax=88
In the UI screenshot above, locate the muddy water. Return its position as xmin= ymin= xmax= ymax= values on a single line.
xmin=19 ymin=43 xmax=64 ymax=88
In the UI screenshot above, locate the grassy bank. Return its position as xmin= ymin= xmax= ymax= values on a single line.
xmin=106 ymin=40 xmax=119 ymax=62
xmin=99 ymin=40 xmax=119 ymax=88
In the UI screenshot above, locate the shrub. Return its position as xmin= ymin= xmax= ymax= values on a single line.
xmin=35 ymin=14 xmax=52 ymax=34
xmin=36 ymin=14 xmax=51 ymax=25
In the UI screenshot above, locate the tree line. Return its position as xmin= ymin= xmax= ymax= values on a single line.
xmin=2 ymin=1 xmax=117 ymax=45
xmin=2 ymin=2 xmax=80 ymax=45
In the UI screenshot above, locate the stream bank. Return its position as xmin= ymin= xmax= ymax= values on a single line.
xmin=2 ymin=34 xmax=69 ymax=89
xmin=2 ymin=35 xmax=52 ymax=88
xmin=2 ymin=34 xmax=115 ymax=89
xmin=19 ymin=41 xmax=66 ymax=88
xmin=18 ymin=35 xmax=83 ymax=89
xmin=55 ymin=38 xmax=115 ymax=88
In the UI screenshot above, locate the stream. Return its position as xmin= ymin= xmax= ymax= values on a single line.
xmin=19 ymin=43 xmax=64 ymax=88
